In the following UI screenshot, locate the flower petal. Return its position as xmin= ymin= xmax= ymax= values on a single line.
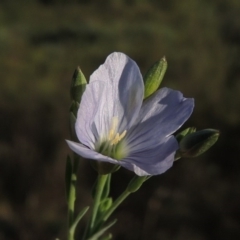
xmin=121 ymin=136 xmax=177 ymax=176
xmin=91 ymin=52 xmax=144 ymax=136
xmin=66 ymin=140 xmax=120 ymax=165
xmin=75 ymin=52 xmax=144 ymax=149
xmin=126 ymin=87 xmax=194 ymax=153
xmin=75 ymin=81 xmax=105 ymax=148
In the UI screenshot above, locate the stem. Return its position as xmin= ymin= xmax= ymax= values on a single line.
xmin=67 ymin=156 xmax=79 ymax=240
xmin=87 ymin=174 xmax=108 ymax=237
xmin=96 ymin=189 xmax=131 ymax=226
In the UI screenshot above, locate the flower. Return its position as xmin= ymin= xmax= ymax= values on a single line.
xmin=66 ymin=52 xmax=194 ymax=176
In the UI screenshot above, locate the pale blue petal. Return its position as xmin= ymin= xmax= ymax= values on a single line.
xmin=121 ymin=136 xmax=177 ymax=176
xmin=75 ymin=81 xmax=105 ymax=148
xmin=89 ymin=52 xmax=144 ymax=136
xmin=66 ymin=140 xmax=119 ymax=165
xmin=126 ymin=87 xmax=194 ymax=153
xmin=75 ymin=52 xmax=144 ymax=148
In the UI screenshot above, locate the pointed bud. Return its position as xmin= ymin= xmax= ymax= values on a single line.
xmin=178 ymin=129 xmax=220 ymax=158
xmin=143 ymin=57 xmax=167 ymax=99
xmin=70 ymin=67 xmax=87 ymax=103
xmin=126 ymin=176 xmax=149 ymax=193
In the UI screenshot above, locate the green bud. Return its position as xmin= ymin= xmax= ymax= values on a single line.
xmin=126 ymin=176 xmax=149 ymax=193
xmin=69 ymin=101 xmax=79 ymax=140
xmin=69 ymin=100 xmax=79 ymax=118
xmin=70 ymin=67 xmax=87 ymax=103
xmin=99 ymin=198 xmax=113 ymax=212
xmin=178 ymin=129 xmax=220 ymax=158
xmin=91 ymin=161 xmax=121 ymax=175
xmin=143 ymin=57 xmax=167 ymax=99
xmin=175 ymin=127 xmax=196 ymax=142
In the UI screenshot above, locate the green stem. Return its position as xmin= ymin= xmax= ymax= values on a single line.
xmin=97 ymin=189 xmax=131 ymax=226
xmin=87 ymin=174 xmax=108 ymax=237
xmin=67 ymin=156 xmax=79 ymax=240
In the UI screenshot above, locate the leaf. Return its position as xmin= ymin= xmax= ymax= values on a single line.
xmin=87 ymin=219 xmax=117 ymax=240
xmin=70 ymin=206 xmax=90 ymax=233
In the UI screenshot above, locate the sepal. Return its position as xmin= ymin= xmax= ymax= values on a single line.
xmin=175 ymin=127 xmax=196 ymax=142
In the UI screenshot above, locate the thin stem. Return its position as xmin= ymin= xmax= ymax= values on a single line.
xmin=87 ymin=174 xmax=108 ymax=237
xmin=96 ymin=189 xmax=131 ymax=227
xmin=67 ymin=156 xmax=79 ymax=240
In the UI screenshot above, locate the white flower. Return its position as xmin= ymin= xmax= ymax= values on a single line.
xmin=67 ymin=52 xmax=194 ymax=176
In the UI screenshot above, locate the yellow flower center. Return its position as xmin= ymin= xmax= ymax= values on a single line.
xmin=108 ymin=117 xmax=127 ymax=145
xmin=96 ymin=117 xmax=128 ymax=160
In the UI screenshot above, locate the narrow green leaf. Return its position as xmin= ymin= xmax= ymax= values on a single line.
xmin=70 ymin=206 xmax=90 ymax=233
xmin=87 ymin=219 xmax=117 ymax=240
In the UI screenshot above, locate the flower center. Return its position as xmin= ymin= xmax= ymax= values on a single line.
xmin=108 ymin=117 xmax=127 ymax=145
xmin=96 ymin=117 xmax=128 ymax=160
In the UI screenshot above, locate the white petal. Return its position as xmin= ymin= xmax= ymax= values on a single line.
xmin=75 ymin=81 xmax=105 ymax=148
xmin=75 ymin=52 xmax=144 ymax=148
xmin=90 ymin=52 xmax=144 ymax=135
xmin=66 ymin=140 xmax=119 ymax=165
xmin=121 ymin=136 xmax=177 ymax=176
xmin=126 ymin=87 xmax=194 ymax=153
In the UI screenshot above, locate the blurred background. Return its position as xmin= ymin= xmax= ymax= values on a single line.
xmin=0 ymin=0 xmax=240 ymax=239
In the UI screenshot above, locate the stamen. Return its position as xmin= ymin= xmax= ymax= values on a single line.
xmin=108 ymin=117 xmax=118 ymax=140
xmin=119 ymin=130 xmax=127 ymax=141
xmin=96 ymin=117 xmax=128 ymax=160
xmin=111 ymin=133 xmax=120 ymax=145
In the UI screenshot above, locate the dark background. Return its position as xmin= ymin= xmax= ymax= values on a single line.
xmin=0 ymin=0 xmax=240 ymax=239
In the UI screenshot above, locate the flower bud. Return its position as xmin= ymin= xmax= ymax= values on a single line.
xmin=70 ymin=67 xmax=87 ymax=103
xmin=69 ymin=101 xmax=79 ymax=140
xmin=178 ymin=129 xmax=220 ymax=158
xmin=70 ymin=100 xmax=79 ymax=118
xmin=143 ymin=57 xmax=167 ymax=99
xmin=99 ymin=198 xmax=113 ymax=212
xmin=126 ymin=176 xmax=149 ymax=193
